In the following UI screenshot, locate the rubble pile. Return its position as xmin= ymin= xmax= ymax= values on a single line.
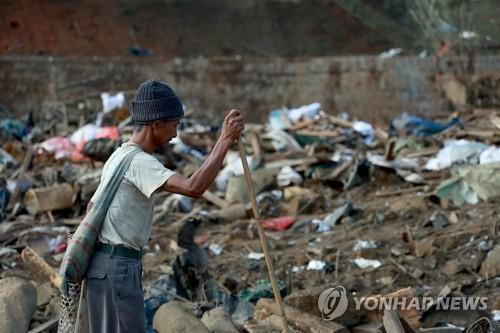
xmin=0 ymin=93 xmax=499 ymax=332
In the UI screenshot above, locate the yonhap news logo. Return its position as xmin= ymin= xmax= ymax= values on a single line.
xmin=318 ymin=286 xmax=349 ymax=320
xmin=318 ymin=285 xmax=489 ymax=321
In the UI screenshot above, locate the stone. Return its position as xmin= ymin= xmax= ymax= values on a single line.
xmin=480 ymin=245 xmax=500 ymax=278
xmin=0 ymin=277 xmax=37 ymax=333
xmin=153 ymin=300 xmax=209 ymax=333
xmin=414 ymin=239 xmax=435 ymax=258
xmin=243 ymin=317 xmax=283 ymax=333
xmin=36 ymin=281 xmax=57 ymax=306
xmin=256 ymin=298 xmax=349 ymax=333
xmin=201 ymin=307 xmax=238 ymax=333
xmin=411 ymin=268 xmax=425 ymax=279
xmin=443 ymin=259 xmax=464 ymax=276
xmin=216 ymin=203 xmax=248 ymax=221
xmin=225 ymin=168 xmax=278 ymax=204
xmin=438 ymin=75 xmax=467 ymax=108
xmin=430 ymin=211 xmax=449 ymax=229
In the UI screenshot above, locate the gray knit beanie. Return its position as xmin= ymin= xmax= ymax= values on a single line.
xmin=129 ymin=79 xmax=184 ymax=124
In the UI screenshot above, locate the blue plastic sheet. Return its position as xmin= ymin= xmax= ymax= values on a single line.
xmin=390 ymin=113 xmax=461 ymax=137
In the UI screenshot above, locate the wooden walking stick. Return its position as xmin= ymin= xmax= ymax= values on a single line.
xmin=238 ymin=137 xmax=290 ymax=333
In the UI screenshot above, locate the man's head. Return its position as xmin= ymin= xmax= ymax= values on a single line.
xmin=130 ymin=79 xmax=184 ymax=146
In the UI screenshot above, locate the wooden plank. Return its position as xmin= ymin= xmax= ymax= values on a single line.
xmin=265 ymin=157 xmax=317 ymax=169
xmin=27 ymin=317 xmax=59 ymax=333
xmin=296 ymin=129 xmax=340 ymax=137
xmin=21 ymin=246 xmax=62 ymax=288
xmin=202 ymin=191 xmax=229 ymax=209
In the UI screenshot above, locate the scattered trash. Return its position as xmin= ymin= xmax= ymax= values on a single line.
xmin=100 ymin=92 xmax=125 ymax=113
xmin=276 ymin=166 xmax=303 ymax=187
xmin=247 ymin=252 xmax=265 ymax=260
xmin=436 ymin=163 xmax=500 ymax=205
xmin=238 ymin=279 xmax=286 ymax=303
xmin=312 ymin=203 xmax=353 ymax=232
xmin=1 ymin=81 xmax=498 ymax=332
xmin=306 ymin=259 xmax=326 ymax=271
xmin=425 ymin=140 xmax=488 ymax=171
xmin=262 ymin=216 xmax=295 ymax=231
xmin=391 ymin=113 xmax=460 ymax=137
xmin=379 ymin=48 xmax=402 ymax=59
xmin=269 ymin=102 xmax=322 ymax=130
xmin=209 ymin=243 xmax=223 ymax=256
xmin=353 ymin=121 xmax=375 ymax=145
xmin=353 ymin=240 xmax=378 ymax=251
xmin=353 ymin=258 xmax=382 ymax=269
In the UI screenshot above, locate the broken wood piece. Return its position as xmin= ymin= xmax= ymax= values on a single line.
xmin=328 ymin=115 xmax=388 ymax=142
xmin=46 ymin=211 xmax=55 ymax=223
xmin=374 ymin=127 xmax=389 ymax=143
xmin=168 ymin=207 xmax=203 ymax=230
xmin=27 ymin=317 xmax=59 ymax=333
xmin=489 ymin=114 xmax=500 ymax=130
xmin=351 ymin=322 xmax=384 ymax=333
xmin=21 ymin=246 xmax=62 ymax=288
xmin=288 ymin=116 xmax=321 ymax=131
xmin=364 ymin=287 xmax=421 ymax=329
xmin=384 ymin=138 xmax=396 ymax=161
xmin=24 ymin=183 xmax=74 ymax=215
xmin=296 ymin=129 xmax=340 ymax=137
xmin=419 ymin=328 xmax=462 ymax=333
xmin=375 ymin=186 xmax=426 ymax=197
xmin=249 ymin=130 xmax=262 ymax=156
xmin=328 ymin=115 xmax=353 ymax=128
xmin=405 ymin=147 xmax=441 ymax=158
xmin=256 ymin=298 xmax=349 ymax=333
xmin=456 ymin=129 xmax=498 ymax=139
xmin=330 ymin=159 xmax=353 ymax=180
xmin=383 ymin=310 xmax=405 ymax=333
xmin=202 ymin=190 xmax=229 ymax=209
xmin=265 ymin=157 xmax=317 ymax=170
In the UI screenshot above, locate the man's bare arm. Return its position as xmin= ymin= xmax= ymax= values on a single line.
xmin=163 ymin=109 xmax=244 ymax=198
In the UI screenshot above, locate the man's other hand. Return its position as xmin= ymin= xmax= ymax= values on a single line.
xmin=221 ymin=109 xmax=245 ymax=141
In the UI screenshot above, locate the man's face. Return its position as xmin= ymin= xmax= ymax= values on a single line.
xmin=152 ymin=119 xmax=180 ymax=146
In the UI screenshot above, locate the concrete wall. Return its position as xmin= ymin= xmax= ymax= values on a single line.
xmin=1 ymin=55 xmax=500 ymax=124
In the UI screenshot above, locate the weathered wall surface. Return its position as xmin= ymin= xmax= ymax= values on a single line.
xmin=1 ymin=55 xmax=500 ymax=124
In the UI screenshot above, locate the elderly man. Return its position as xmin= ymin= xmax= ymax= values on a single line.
xmin=84 ymin=79 xmax=244 ymax=332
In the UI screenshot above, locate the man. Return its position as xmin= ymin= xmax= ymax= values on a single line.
xmin=84 ymin=79 xmax=244 ymax=332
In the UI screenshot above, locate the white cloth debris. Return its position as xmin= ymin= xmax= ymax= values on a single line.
xmin=248 ymin=252 xmax=265 ymax=260
xmin=379 ymin=48 xmax=402 ymax=59
xmin=353 ymin=258 xmax=382 ymax=269
xmin=353 ymin=240 xmax=378 ymax=251
xmin=460 ymin=31 xmax=478 ymax=39
xmin=479 ymin=146 xmax=500 ymax=165
xmin=209 ymin=244 xmax=223 ymax=256
xmin=288 ymin=102 xmax=322 ymax=123
xmin=215 ymin=152 xmax=253 ymax=191
xmin=101 ymin=92 xmax=125 ymax=113
xmin=306 ymin=259 xmax=326 ymax=271
xmin=263 ymin=129 xmax=303 ymax=152
xmin=292 ymin=266 xmax=305 ymax=273
xmin=425 ymin=140 xmax=489 ymax=171
xmin=277 ymin=166 xmax=303 ymax=187
xmin=353 ymin=121 xmax=375 ymax=145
